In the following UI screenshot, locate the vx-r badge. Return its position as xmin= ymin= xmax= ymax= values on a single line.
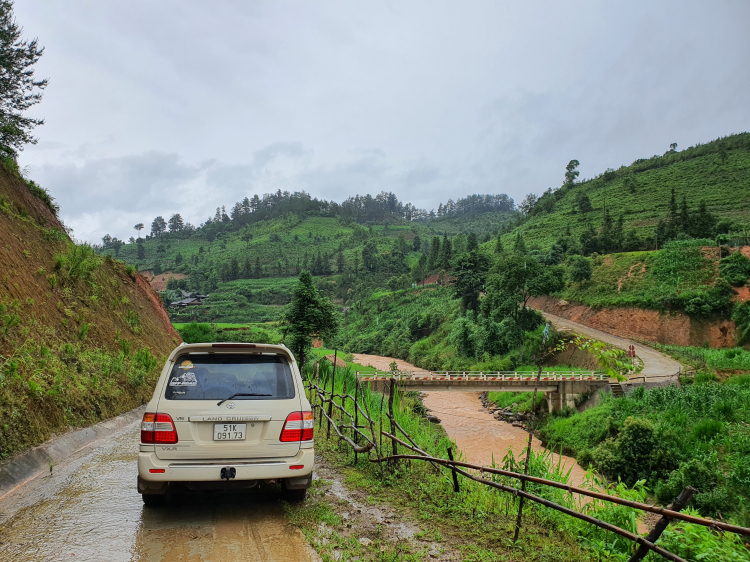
xmin=225 ymin=402 xmax=236 ymax=409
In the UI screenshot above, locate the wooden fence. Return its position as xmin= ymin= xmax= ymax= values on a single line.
xmin=306 ymin=364 xmax=750 ymax=562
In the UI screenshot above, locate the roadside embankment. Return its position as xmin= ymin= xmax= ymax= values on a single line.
xmin=529 ymin=295 xmax=736 ymax=348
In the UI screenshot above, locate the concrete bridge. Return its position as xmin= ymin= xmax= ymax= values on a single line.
xmin=357 ymin=371 xmax=610 ymax=412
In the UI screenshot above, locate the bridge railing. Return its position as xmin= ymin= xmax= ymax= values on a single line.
xmin=356 ymin=370 xmax=606 ymax=381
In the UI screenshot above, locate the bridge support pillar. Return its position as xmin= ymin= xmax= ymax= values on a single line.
xmin=546 ymin=381 xmax=582 ymax=413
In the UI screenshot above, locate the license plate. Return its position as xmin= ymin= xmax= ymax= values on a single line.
xmin=213 ymin=423 xmax=246 ymax=441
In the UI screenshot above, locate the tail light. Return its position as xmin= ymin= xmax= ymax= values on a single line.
xmin=141 ymin=412 xmax=178 ymax=444
xmin=280 ymin=411 xmax=314 ymax=442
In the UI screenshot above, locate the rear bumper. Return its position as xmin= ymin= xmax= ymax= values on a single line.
xmin=137 ymin=447 xmax=314 ymax=484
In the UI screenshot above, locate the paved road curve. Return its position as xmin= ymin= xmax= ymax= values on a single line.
xmin=0 ymin=424 xmax=319 ymax=562
xmin=540 ymin=311 xmax=682 ymax=382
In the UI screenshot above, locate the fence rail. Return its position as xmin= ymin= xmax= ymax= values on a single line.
xmin=307 ymin=366 xmax=750 ymax=562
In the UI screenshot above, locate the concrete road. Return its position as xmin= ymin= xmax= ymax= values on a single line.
xmin=540 ymin=311 xmax=682 ymax=383
xmin=0 ymin=424 xmax=319 ymax=562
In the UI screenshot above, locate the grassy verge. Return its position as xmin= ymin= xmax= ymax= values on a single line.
xmin=291 ymin=361 xmax=749 ymax=561
xmin=650 ymin=343 xmax=750 ymax=373
xmin=538 ymin=375 xmax=750 ymax=527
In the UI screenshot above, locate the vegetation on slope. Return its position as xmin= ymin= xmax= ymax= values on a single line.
xmin=538 ymin=375 xmax=750 ymax=526
xmin=498 ymin=133 xmax=750 ymax=252
xmin=0 ymin=158 xmax=180 ymax=457
xmin=298 ymin=361 xmax=749 ymax=561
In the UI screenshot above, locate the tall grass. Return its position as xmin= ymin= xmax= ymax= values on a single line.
xmin=539 ymin=377 xmax=750 ymax=526
xmin=658 ymin=344 xmax=750 ymax=371
xmin=306 ymin=361 xmax=749 ymax=560
xmin=54 ymin=243 xmax=103 ymax=281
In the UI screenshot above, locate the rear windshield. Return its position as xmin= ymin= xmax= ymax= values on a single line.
xmin=164 ymin=353 xmax=295 ymax=401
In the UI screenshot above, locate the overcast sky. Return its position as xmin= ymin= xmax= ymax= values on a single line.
xmin=13 ymin=0 xmax=750 ymax=242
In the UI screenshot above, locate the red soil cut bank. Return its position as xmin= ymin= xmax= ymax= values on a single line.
xmin=529 ymin=296 xmax=737 ymax=348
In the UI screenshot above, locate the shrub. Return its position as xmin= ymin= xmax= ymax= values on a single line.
xmin=178 ymin=322 xmax=218 ymax=343
xmin=26 ymin=180 xmax=60 ymax=217
xmin=733 ymin=301 xmax=750 ymax=345
xmin=692 ymin=418 xmax=724 ymax=441
xmin=54 ymin=243 xmax=103 ymax=281
xmin=719 ymin=251 xmax=750 ymax=286
xmin=655 ymin=458 xmax=730 ymax=515
xmin=592 ymin=416 xmax=658 ymax=486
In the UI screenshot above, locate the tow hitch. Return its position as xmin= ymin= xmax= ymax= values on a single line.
xmin=220 ymin=467 xmax=236 ymax=481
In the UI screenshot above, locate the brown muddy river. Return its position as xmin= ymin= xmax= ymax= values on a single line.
xmin=0 ymin=427 xmax=319 ymax=562
xmin=353 ymin=354 xmax=589 ymax=487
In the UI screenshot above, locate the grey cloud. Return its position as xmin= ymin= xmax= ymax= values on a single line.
xmin=10 ymin=0 xmax=749 ymax=238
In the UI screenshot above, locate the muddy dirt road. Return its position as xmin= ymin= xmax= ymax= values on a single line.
xmin=0 ymin=424 xmax=319 ymax=562
xmin=541 ymin=311 xmax=682 ymax=383
xmin=352 ymin=354 xmax=588 ymax=486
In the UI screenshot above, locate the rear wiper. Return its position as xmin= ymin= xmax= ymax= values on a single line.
xmin=217 ymin=393 xmax=272 ymax=406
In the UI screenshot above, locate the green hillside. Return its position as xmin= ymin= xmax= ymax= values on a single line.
xmin=97 ymin=132 xmax=750 ymax=327
xmin=495 ymin=133 xmax=750 ymax=253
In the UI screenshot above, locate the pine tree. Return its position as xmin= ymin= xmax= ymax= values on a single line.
xmin=439 ymin=234 xmax=452 ymax=269
xmin=427 ymin=236 xmax=441 ymax=270
xmin=512 ymin=233 xmax=527 ymax=254
xmin=337 ymin=251 xmax=345 ymax=274
xmin=494 ymin=233 xmax=504 ymax=254
xmin=254 ymin=256 xmax=261 ymax=278
xmin=668 ymin=187 xmax=678 ymax=238
xmin=467 ymin=232 xmax=478 ymax=252
xmin=282 ymin=271 xmax=338 ymax=365
xmin=679 ymin=195 xmax=690 ymax=235
xmin=0 ymin=2 xmax=48 ymax=155
xmin=229 ymin=257 xmax=239 ymax=280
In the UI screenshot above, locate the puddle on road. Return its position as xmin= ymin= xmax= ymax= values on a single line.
xmin=421 ymin=391 xmax=589 ymax=487
xmin=0 ymin=429 xmax=318 ymax=562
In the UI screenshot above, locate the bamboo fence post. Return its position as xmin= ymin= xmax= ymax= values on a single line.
xmin=315 ymin=365 xmax=322 ymax=430
xmin=341 ymin=379 xmax=348 ymax=449
xmin=327 ymin=350 xmax=337 ymax=440
xmin=388 ymin=379 xmax=398 ymax=461
xmin=513 ymin=357 xmax=544 ymax=542
xmin=379 ymin=392 xmax=385 ymax=460
xmin=628 ymin=486 xmax=696 ymax=562
xmin=354 ymin=379 xmax=359 ymax=465
xmin=362 ymin=382 xmax=380 ymax=461
xmin=447 ymin=447 xmax=460 ymax=493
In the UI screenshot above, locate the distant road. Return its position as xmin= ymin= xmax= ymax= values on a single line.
xmin=540 ymin=311 xmax=682 ymax=383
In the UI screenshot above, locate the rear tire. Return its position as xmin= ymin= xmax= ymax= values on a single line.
xmin=282 ymin=487 xmax=307 ymax=502
xmin=142 ymin=493 xmax=166 ymax=507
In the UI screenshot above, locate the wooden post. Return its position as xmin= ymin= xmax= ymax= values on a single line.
xmin=447 ymin=447 xmax=460 ymax=493
xmin=363 ymin=381 xmax=380 ymax=462
xmin=388 ymin=379 xmax=398 ymax=461
xmin=327 ymin=350 xmax=337 ymax=440
xmin=379 ymin=392 xmax=385 ymax=458
xmin=354 ymin=379 xmax=359 ymax=465
xmin=628 ymin=486 xmax=696 ymax=562
xmin=342 ymin=378 xmax=348 ymax=449
xmin=513 ymin=362 xmax=544 ymax=542
xmin=315 ymin=367 xmax=325 ymax=429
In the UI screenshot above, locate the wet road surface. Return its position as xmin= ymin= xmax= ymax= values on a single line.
xmin=0 ymin=425 xmax=319 ymax=562
xmin=540 ymin=311 xmax=682 ymax=382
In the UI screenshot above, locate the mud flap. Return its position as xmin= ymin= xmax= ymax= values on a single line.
xmin=282 ymin=474 xmax=312 ymax=490
xmin=138 ymin=476 xmax=167 ymax=495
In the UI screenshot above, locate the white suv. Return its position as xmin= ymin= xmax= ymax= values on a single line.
xmin=137 ymin=342 xmax=314 ymax=506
